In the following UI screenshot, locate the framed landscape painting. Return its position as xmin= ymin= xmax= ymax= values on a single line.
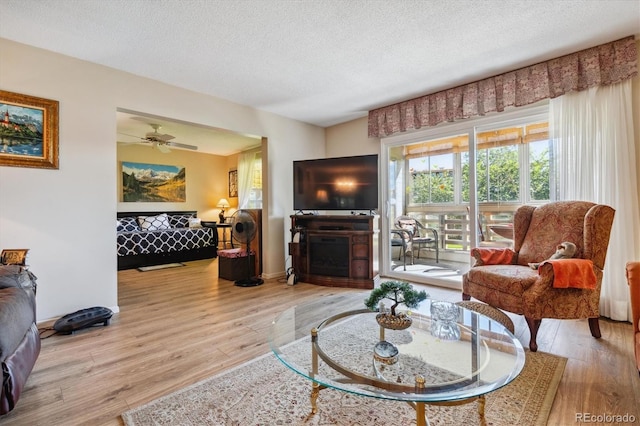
xmin=0 ymin=90 xmax=59 ymax=169
xmin=121 ymin=161 xmax=186 ymax=202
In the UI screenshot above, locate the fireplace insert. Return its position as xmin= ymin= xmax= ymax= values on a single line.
xmin=309 ymin=235 xmax=349 ymax=277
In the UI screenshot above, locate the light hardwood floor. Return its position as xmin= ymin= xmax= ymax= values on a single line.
xmin=2 ymin=259 xmax=638 ymax=425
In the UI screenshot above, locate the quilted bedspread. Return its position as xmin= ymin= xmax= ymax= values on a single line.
xmin=117 ymin=227 xmax=215 ymax=256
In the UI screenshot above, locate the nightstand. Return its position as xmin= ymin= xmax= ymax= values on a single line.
xmin=216 ymin=223 xmax=233 ymax=249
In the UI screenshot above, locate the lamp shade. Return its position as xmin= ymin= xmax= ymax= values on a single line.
xmin=217 ymin=198 xmax=230 ymax=208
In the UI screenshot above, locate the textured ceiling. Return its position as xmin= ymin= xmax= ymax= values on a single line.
xmin=1 ymin=0 xmax=639 ymax=133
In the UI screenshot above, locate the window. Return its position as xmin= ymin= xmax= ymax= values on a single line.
xmin=237 ymin=149 xmax=263 ymax=209
xmin=408 ymin=121 xmax=553 ymax=207
xmin=409 ymin=153 xmax=455 ymax=204
xmin=529 ymin=139 xmax=552 ymax=201
xmin=246 ymin=152 xmax=262 ymax=208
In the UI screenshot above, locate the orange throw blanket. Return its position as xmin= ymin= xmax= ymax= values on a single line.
xmin=540 ymin=259 xmax=596 ymax=289
xmin=472 ymin=248 xmax=515 ymax=265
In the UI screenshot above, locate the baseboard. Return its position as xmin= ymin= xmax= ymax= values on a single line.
xmin=261 ymin=271 xmax=286 ymax=280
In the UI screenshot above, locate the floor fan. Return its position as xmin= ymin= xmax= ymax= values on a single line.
xmin=230 ymin=210 xmax=263 ymax=287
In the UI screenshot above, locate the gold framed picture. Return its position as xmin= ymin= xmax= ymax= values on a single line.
xmin=0 ymin=90 xmax=59 ymax=169
xmin=229 ymin=170 xmax=238 ymax=197
xmin=1 ymin=249 xmax=29 ymax=266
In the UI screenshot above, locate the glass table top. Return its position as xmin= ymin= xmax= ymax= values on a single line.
xmin=268 ymin=294 xmax=525 ymax=403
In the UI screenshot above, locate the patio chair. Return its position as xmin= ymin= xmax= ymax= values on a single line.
xmin=462 ymin=201 xmax=615 ymax=352
xmin=467 ymin=206 xmax=511 ymax=248
xmin=394 ymin=216 xmax=439 ymax=263
xmin=390 ymin=229 xmax=411 ymax=270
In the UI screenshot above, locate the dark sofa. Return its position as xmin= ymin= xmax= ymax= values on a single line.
xmin=0 ymin=265 xmax=40 ymax=415
xmin=117 ymin=211 xmax=218 ymax=270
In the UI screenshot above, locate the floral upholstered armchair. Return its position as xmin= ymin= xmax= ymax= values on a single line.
xmin=462 ymin=201 xmax=615 ymax=352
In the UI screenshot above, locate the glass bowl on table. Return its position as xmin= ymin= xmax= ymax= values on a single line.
xmin=430 ymin=300 xmax=461 ymax=341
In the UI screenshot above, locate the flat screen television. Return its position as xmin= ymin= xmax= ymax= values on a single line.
xmin=293 ymin=154 xmax=379 ymax=212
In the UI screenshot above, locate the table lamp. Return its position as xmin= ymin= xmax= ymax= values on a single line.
xmin=217 ymin=198 xmax=230 ymax=223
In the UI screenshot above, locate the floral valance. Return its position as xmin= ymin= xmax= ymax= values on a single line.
xmin=368 ymin=36 xmax=637 ymax=138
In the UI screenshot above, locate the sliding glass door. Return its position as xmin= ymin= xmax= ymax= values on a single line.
xmin=381 ymin=105 xmax=553 ymax=288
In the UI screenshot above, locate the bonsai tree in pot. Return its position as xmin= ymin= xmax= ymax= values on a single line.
xmin=364 ymin=281 xmax=428 ymax=329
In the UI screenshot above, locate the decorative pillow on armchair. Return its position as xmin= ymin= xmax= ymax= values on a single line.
xmin=470 ymin=247 xmax=515 ymax=266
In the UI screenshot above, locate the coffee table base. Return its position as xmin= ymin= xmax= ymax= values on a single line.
xmin=309 ymin=327 xmax=487 ymax=426
xmin=308 ymin=388 xmax=485 ymax=426
xmin=418 ymin=396 xmax=486 ymax=426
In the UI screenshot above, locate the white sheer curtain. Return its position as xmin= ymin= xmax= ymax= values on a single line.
xmin=550 ymin=80 xmax=640 ymax=322
xmin=237 ymin=149 xmax=258 ymax=209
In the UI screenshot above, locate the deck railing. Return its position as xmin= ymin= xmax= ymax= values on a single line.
xmin=405 ymin=208 xmax=515 ymax=251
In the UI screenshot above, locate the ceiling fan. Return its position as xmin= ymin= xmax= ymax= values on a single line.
xmin=118 ymin=124 xmax=198 ymax=153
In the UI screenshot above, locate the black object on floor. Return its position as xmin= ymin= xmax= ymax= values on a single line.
xmin=53 ymin=306 xmax=113 ymax=335
xmin=235 ymin=277 xmax=264 ymax=287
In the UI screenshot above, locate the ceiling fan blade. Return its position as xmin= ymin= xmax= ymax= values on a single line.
xmin=118 ymin=132 xmax=145 ymax=140
xmin=118 ymin=126 xmax=194 ymax=151
xmin=146 ymin=133 xmax=175 ymax=142
xmin=168 ymin=141 xmax=198 ymax=150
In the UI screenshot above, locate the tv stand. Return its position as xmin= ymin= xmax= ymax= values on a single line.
xmin=318 ymin=225 xmax=346 ymax=230
xmin=351 ymin=210 xmax=377 ymax=216
xmin=289 ymin=215 xmax=379 ymax=289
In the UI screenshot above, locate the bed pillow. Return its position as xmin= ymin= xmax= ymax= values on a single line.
xmin=117 ymin=216 xmax=140 ymax=233
xmin=169 ymin=213 xmax=195 ymax=228
xmin=138 ymin=213 xmax=171 ymax=231
xmin=188 ymin=218 xmax=202 ymax=228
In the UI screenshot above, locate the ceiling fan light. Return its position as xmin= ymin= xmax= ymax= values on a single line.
xmin=157 ymin=143 xmax=171 ymax=153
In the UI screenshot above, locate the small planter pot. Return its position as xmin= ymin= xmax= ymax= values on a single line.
xmin=376 ymin=312 xmax=412 ymax=330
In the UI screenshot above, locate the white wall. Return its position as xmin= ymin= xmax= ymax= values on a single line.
xmin=0 ymin=38 xmax=325 ymax=321
xmin=325 ymin=116 xmax=379 ymax=158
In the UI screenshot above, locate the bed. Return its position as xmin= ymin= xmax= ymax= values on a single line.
xmin=117 ymin=211 xmax=217 ymax=270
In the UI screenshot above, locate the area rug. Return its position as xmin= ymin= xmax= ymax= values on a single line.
xmin=122 ymin=344 xmax=566 ymax=425
xmin=137 ymin=263 xmax=184 ymax=272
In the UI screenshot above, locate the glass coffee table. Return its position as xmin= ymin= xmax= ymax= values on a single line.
xmin=268 ymin=295 xmax=525 ymax=426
